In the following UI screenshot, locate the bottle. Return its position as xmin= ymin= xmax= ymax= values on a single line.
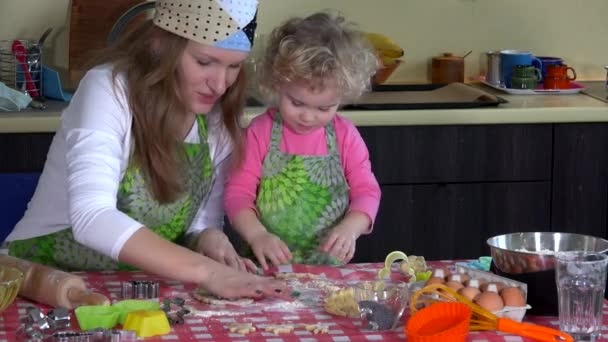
xmin=0 ymin=255 xmax=110 ymax=309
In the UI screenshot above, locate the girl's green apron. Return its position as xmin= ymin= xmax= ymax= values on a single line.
xmin=255 ymin=113 xmax=349 ymax=265
xmin=8 ymin=115 xmax=214 ymax=271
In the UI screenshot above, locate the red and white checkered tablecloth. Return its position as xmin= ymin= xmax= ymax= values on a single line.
xmin=0 ymin=261 xmax=606 ymax=341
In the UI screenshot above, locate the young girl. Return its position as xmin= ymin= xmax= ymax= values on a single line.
xmin=224 ymin=12 xmax=381 ymax=269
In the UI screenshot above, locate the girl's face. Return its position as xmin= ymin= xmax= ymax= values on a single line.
xmin=176 ymin=41 xmax=249 ymax=114
xmin=277 ymin=79 xmax=341 ymax=135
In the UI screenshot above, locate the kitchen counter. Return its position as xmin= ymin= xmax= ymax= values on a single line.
xmin=1 ymin=82 xmax=607 ymax=133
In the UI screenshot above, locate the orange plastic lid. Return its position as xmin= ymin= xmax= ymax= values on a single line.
xmin=405 ymin=302 xmax=471 ymax=342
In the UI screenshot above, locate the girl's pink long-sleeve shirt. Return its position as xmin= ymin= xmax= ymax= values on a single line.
xmin=224 ymin=108 xmax=381 ymax=226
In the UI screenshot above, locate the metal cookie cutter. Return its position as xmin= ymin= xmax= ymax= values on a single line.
xmin=121 ymin=280 xmax=160 ymax=300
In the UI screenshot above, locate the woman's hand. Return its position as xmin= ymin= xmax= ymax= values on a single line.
xmin=201 ymin=261 xmax=290 ymax=300
xmin=318 ymin=211 xmax=371 ymax=263
xmin=248 ymin=231 xmax=292 ymax=270
xmin=195 ymin=228 xmax=257 ymax=273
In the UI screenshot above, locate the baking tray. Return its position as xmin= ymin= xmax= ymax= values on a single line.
xmin=481 ymin=80 xmax=586 ymax=95
xmin=344 ymin=83 xmax=506 ymax=110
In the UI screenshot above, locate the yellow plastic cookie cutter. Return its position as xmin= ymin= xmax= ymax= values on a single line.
xmin=378 ymin=250 xmax=408 ymax=280
xmin=377 ymin=250 xmax=431 ymax=284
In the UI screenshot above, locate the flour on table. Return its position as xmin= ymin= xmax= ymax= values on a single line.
xmin=274 ymin=272 xmax=320 ymax=280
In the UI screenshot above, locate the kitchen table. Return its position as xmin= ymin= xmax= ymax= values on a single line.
xmin=0 ymin=261 xmax=606 ymax=341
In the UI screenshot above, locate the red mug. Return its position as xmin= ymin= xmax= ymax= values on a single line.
xmin=544 ymin=64 xmax=577 ymax=89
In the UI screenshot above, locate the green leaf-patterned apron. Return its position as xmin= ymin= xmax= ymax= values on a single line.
xmin=8 ymin=115 xmax=214 ymax=271
xmin=255 ymin=113 xmax=349 ymax=265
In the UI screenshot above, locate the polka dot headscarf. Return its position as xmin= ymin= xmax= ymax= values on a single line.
xmin=153 ymin=0 xmax=258 ymax=52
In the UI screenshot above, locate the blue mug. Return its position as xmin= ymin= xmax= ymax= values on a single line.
xmin=500 ymin=50 xmax=542 ymax=88
xmin=537 ymin=56 xmax=564 ymax=82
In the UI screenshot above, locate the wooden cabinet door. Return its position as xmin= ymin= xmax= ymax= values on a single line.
xmin=0 ymin=133 xmax=54 ymax=172
xmin=358 ymin=124 xmax=553 ymax=184
xmin=552 ymin=124 xmax=608 ymax=239
xmin=353 ymin=182 xmax=551 ymax=262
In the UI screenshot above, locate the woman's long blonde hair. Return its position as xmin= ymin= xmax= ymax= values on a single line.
xmin=90 ymin=20 xmax=245 ymax=204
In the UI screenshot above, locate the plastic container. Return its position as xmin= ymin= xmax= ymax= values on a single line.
xmin=123 ymin=310 xmax=171 ymax=337
xmin=405 ymin=302 xmax=471 ymax=342
xmin=113 ymin=299 xmax=161 ymax=324
xmin=454 ymin=265 xmax=530 ymax=322
xmin=353 ymin=280 xmax=410 ymax=331
xmin=75 ymin=305 xmax=120 ymax=330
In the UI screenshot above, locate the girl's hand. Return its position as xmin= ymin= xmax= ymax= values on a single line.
xmin=249 ymin=231 xmax=292 ymax=270
xmin=196 ymin=228 xmax=258 ymax=273
xmin=318 ymin=211 xmax=371 ymax=263
xmin=318 ymin=224 xmax=359 ymax=263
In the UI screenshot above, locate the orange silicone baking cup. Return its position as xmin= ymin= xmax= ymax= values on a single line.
xmin=405 ymin=302 xmax=471 ymax=342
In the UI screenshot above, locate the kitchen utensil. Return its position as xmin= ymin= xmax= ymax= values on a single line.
xmin=431 ymin=52 xmax=465 ymax=83
xmin=487 ymin=232 xmax=608 ymax=316
xmin=10 ymin=40 xmax=39 ymax=98
xmin=544 ymin=64 xmax=577 ymax=89
xmin=537 ymin=56 xmax=564 ymax=81
xmin=481 ymin=79 xmax=585 ymax=95
xmin=123 ymin=310 xmax=171 ymax=337
xmin=499 ymin=50 xmax=542 ymax=88
xmin=487 ymin=232 xmax=608 ymax=274
xmin=0 ymin=265 xmax=23 ymax=313
xmin=107 ymin=1 xmax=156 ymax=45
xmin=405 ymin=302 xmax=471 ymax=342
xmin=510 ymin=64 xmax=542 ymax=89
xmin=69 ymin=0 xmax=146 ymax=86
xmin=75 ymin=305 xmax=121 ymax=330
xmin=0 ymin=255 xmax=110 ymax=309
xmin=555 ymin=251 xmax=608 ymax=341
xmin=411 ymin=284 xmax=573 ymax=342
xmin=485 ymin=51 xmax=502 ymax=86
xmin=352 ymin=280 xmax=410 ymax=330
xmin=27 ymin=27 xmax=53 ymax=86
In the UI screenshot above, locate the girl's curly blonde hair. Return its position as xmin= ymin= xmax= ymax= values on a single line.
xmin=257 ymin=11 xmax=379 ymax=104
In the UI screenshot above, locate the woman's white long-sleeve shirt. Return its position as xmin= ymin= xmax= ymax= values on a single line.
xmin=6 ymin=65 xmax=232 ymax=260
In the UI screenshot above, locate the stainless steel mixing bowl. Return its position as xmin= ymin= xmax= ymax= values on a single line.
xmin=487 ymin=232 xmax=608 ymax=274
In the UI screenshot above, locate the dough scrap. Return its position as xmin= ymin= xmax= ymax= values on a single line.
xmin=264 ymin=324 xmax=295 ymax=334
xmin=302 ymin=323 xmax=330 ymax=334
xmin=192 ymin=287 xmax=254 ymax=306
xmin=228 ymin=323 xmax=256 ymax=334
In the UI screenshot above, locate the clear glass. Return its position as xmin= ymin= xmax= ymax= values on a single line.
xmin=555 ymin=251 xmax=608 ymax=342
xmin=352 ymin=280 xmax=409 ymax=331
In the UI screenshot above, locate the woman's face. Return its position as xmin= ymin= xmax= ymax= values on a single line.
xmin=176 ymin=41 xmax=249 ymax=114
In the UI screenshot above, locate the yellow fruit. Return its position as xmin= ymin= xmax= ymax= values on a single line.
xmin=365 ymin=32 xmax=404 ymax=58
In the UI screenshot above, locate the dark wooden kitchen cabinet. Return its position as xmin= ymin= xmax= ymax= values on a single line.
xmin=358 ymin=124 xmax=552 ymax=184
xmin=551 ymin=123 xmax=608 ymax=239
xmin=353 ymin=182 xmax=551 ymax=263
xmin=0 ymin=133 xmax=54 ymax=172
xmin=3 ymin=123 xmax=608 ymax=264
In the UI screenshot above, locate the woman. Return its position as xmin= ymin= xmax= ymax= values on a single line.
xmin=4 ymin=0 xmax=288 ymax=299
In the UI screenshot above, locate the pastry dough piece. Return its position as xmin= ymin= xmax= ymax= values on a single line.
xmin=228 ymin=323 xmax=256 ymax=334
xmin=193 ymin=287 xmax=254 ymax=305
xmin=324 ymin=287 xmax=360 ymax=318
xmin=303 ymin=323 xmax=330 ymax=334
xmin=264 ymin=324 xmax=295 ymax=334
